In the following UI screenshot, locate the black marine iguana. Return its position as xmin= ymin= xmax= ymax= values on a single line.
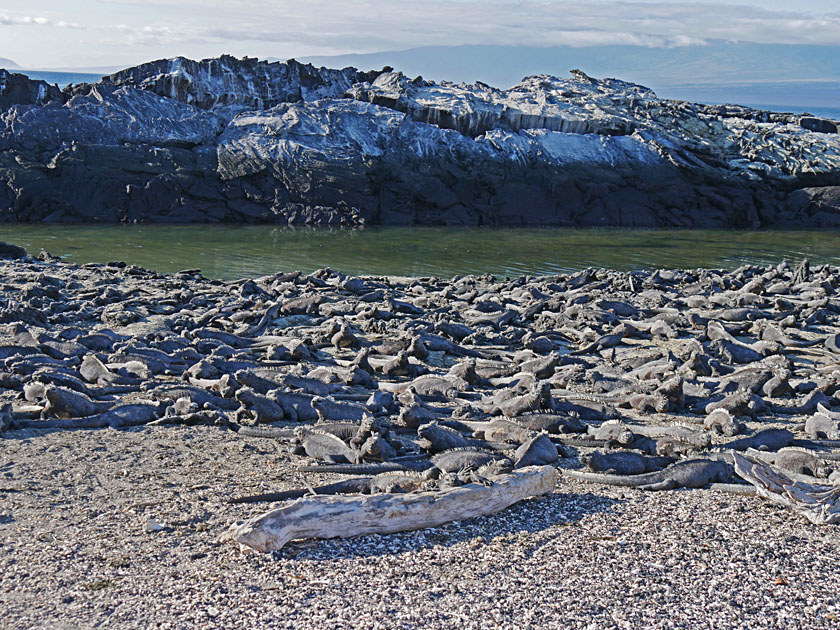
xmin=582 ymin=451 xmax=675 ymax=476
xmin=563 ymin=459 xmax=733 ymax=490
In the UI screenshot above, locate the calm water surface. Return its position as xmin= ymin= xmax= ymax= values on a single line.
xmin=0 ymin=225 xmax=838 ymax=281
xmin=15 ymin=70 xmax=105 ymax=88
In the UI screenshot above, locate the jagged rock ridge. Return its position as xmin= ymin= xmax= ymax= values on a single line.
xmin=87 ymin=55 xmax=383 ymax=113
xmin=0 ymin=56 xmax=838 ymax=226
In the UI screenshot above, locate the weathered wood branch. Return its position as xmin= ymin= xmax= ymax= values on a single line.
xmin=733 ymin=452 xmax=840 ymax=525
xmin=224 ymin=466 xmax=557 ymax=552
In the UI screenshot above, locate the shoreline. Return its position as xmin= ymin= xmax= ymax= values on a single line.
xmin=2 ymin=244 xmax=840 ymax=628
xmin=0 ymin=225 xmax=840 ymax=282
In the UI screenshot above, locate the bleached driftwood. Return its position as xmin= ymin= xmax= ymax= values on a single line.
xmin=733 ymin=452 xmax=840 ymax=525
xmin=224 ymin=466 xmax=557 ymax=552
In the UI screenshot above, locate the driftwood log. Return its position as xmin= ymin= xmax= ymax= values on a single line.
xmin=224 ymin=466 xmax=557 ymax=552
xmin=733 ymin=452 xmax=840 ymax=525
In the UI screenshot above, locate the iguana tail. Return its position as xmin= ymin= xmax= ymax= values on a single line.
xmin=229 ymin=478 xmax=375 ymax=503
xmin=297 ymin=461 xmax=432 ymax=474
xmin=561 ymin=468 xmax=659 ymax=487
xmin=229 ymin=423 xmax=295 ymax=440
xmin=791 ymin=439 xmax=840 ymax=449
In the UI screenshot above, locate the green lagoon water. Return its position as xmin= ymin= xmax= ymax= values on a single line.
xmin=0 ymin=225 xmax=838 ymax=281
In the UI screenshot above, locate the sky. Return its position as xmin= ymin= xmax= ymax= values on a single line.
xmin=0 ymin=0 xmax=839 ymax=69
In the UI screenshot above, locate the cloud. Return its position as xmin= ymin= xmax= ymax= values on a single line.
xmin=111 ymin=23 xmax=181 ymax=46
xmin=172 ymin=0 xmax=840 ymax=52
xmin=9 ymin=1 xmax=840 ymax=68
xmin=0 ymin=13 xmax=83 ymax=28
xmin=102 ymin=1 xmax=840 ymax=53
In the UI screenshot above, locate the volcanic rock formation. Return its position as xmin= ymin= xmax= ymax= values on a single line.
xmin=0 ymin=56 xmax=838 ymax=226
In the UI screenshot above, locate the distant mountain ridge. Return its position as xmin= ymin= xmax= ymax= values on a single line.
xmin=0 ymin=57 xmax=19 ymax=69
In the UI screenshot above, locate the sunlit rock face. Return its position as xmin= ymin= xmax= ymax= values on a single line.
xmin=89 ymin=55 xmax=383 ymax=115
xmin=0 ymin=57 xmax=838 ymax=225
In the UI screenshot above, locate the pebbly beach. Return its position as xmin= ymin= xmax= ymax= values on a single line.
xmin=2 ymin=242 xmax=840 ymax=627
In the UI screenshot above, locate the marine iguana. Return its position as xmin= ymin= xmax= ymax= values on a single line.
xmin=267 ymin=389 xmax=319 ymax=422
xmin=0 ymin=403 xmax=13 ymax=431
xmin=235 ymin=387 xmax=287 ymax=424
xmin=771 ymin=390 xmax=832 ymax=416
xmin=563 ymin=459 xmax=733 ymax=490
xmin=231 ymin=461 xmax=510 ymax=504
xmin=703 ymin=409 xmax=745 ymax=437
xmin=478 ymin=418 xmax=535 ymax=444
xmin=380 ymin=375 xmax=464 ymax=400
xmin=297 ymin=447 xmax=513 ymax=479
xmin=41 ymin=385 xmax=113 ymax=418
xmin=233 ymin=369 xmax=284 ymax=394
xmin=805 ymin=404 xmax=840 ymax=439
xmin=760 ymin=325 xmax=821 ymax=349
xmin=378 ymin=350 xmax=424 ymax=379
xmin=515 ymin=352 xmax=562 ymax=379
xmin=293 ymin=426 xmax=362 ymax=464
xmin=825 ymin=332 xmax=840 ymax=355
xmin=310 ymin=396 xmax=367 ymax=422
xmin=229 ymin=478 xmax=382 ymax=504
xmin=570 ymin=330 xmax=624 ymax=356
xmin=231 ymin=418 xmax=382 ymax=445
xmin=417 ymin=421 xmax=483 ymax=453
xmin=746 ymin=447 xmax=831 ymax=479
xmin=710 ymin=339 xmax=765 ymax=365
xmin=703 ymin=389 xmax=764 ymax=418
xmin=513 ymin=432 xmax=559 ymax=468
xmin=396 ymin=390 xmax=444 ymax=427
xmin=588 ymin=422 xmax=634 ymax=445
xmin=358 ymin=431 xmax=399 ymax=462
xmin=762 ymin=370 xmax=793 ymax=398
xmin=18 ymin=403 xmax=163 ymax=430
xmin=330 ymin=322 xmax=358 ymax=349
xmin=623 ymin=424 xmax=711 ymax=449
xmin=716 ymin=428 xmax=794 ymax=452
xmin=79 ymin=353 xmax=138 ymax=386
xmin=582 ymin=451 xmax=675 ymax=476
xmin=28 ymin=367 xmax=100 ymax=395
xmin=146 ymin=386 xmax=240 ymax=411
xmin=490 ymin=382 xmax=552 ymax=417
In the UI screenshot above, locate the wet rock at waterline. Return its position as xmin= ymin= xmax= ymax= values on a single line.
xmin=0 ymin=57 xmax=839 ymax=226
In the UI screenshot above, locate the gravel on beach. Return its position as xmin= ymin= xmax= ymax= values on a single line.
xmin=3 ymin=424 xmax=839 ymax=629
xmin=2 ymin=247 xmax=840 ymax=629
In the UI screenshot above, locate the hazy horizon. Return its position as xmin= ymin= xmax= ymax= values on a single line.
xmin=1 ymin=0 xmax=838 ymax=70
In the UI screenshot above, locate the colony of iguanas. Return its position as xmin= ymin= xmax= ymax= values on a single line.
xmin=3 ymin=246 xmax=840 ymax=522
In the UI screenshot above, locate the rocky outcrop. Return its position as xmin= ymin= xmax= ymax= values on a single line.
xmin=83 ymin=55 xmax=383 ymax=114
xmin=0 ymin=56 xmax=839 ymax=226
xmin=346 ymin=70 xmax=643 ymax=137
xmin=0 ymin=70 xmax=63 ymax=110
xmin=787 ymin=187 xmax=840 ymax=226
